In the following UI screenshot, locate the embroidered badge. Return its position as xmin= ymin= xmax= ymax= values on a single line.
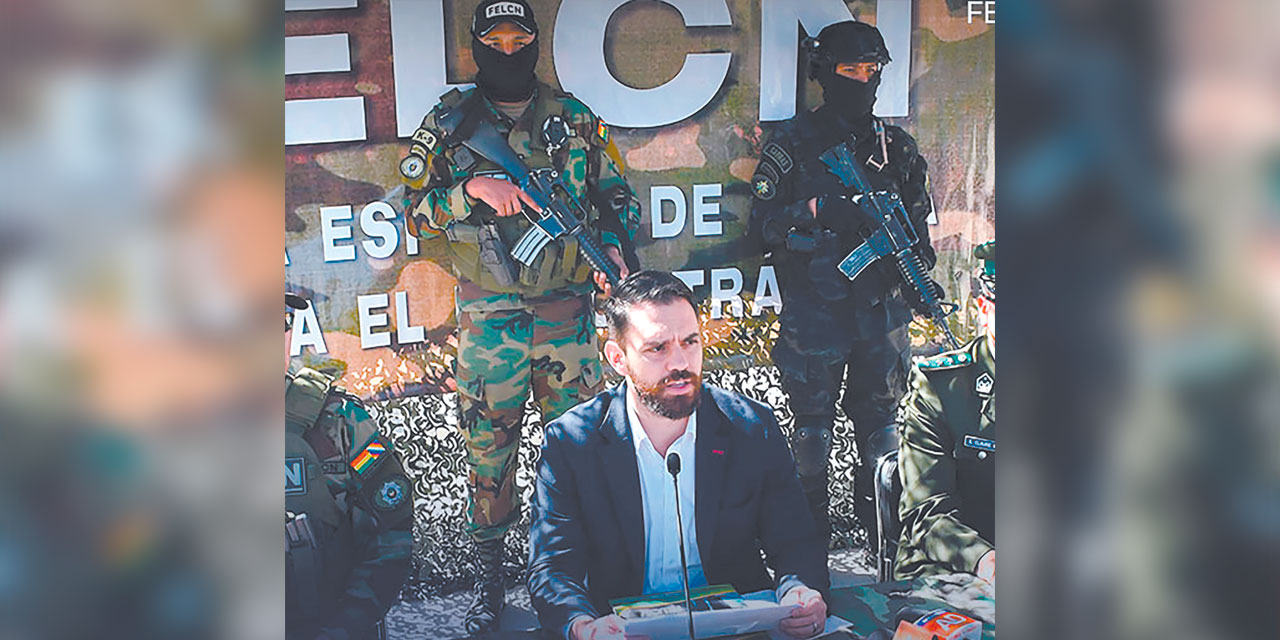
xmin=321 ymin=460 xmax=347 ymax=475
xmin=486 ymin=1 xmax=524 ymax=19
xmin=755 ymin=158 xmax=781 ymax=183
xmin=596 ymin=120 xmax=610 ymax=145
xmin=975 ymin=372 xmax=994 ymax=396
xmin=762 ymin=143 xmax=794 ymax=173
xmin=285 ymin=457 xmax=307 ymax=495
xmin=411 ymin=127 xmax=440 ymax=153
xmin=373 ymin=476 xmax=411 ymax=512
xmin=350 ymin=434 xmax=389 ymax=476
xmin=752 ymin=174 xmax=776 ymax=200
xmin=963 ymin=435 xmax=995 ymax=452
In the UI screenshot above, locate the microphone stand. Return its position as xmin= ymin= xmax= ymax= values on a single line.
xmin=667 ymin=452 xmax=696 ymax=640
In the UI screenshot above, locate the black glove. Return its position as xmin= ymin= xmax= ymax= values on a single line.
xmin=904 ymin=277 xmax=945 ymax=315
xmin=815 ymin=194 xmax=878 ymax=238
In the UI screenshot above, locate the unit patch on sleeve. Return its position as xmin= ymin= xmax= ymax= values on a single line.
xmin=373 ymin=476 xmax=411 ymax=512
xmin=762 ymin=143 xmax=794 ymax=173
xmin=285 ymin=457 xmax=307 ymax=495
xmin=752 ymin=174 xmax=777 ymax=200
xmin=349 ymin=433 xmax=390 ymax=477
xmin=975 ymin=372 xmax=994 ymax=396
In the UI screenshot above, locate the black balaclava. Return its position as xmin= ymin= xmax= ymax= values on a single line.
xmin=471 ymin=0 xmax=540 ymax=102
xmin=808 ymin=21 xmax=891 ymax=125
xmin=471 ymin=37 xmax=539 ymax=102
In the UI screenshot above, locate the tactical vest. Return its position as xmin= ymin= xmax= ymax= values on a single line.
xmin=429 ymin=85 xmax=603 ymax=295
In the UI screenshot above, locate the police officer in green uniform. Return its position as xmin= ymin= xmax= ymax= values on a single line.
xmin=749 ymin=20 xmax=938 ymax=550
xmin=894 ymin=243 xmax=995 ymax=586
xmin=398 ymin=0 xmax=640 ymax=632
xmin=286 ymin=295 xmax=413 ymax=639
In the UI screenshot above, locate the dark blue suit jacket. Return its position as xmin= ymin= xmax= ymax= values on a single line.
xmin=527 ymin=384 xmax=830 ymax=640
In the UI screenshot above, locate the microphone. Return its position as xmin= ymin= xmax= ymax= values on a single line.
xmin=666 ymin=452 xmax=696 ymax=640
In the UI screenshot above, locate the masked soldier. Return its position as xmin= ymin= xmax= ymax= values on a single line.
xmin=895 ymin=242 xmax=995 ymax=585
xmin=749 ymin=20 xmax=939 ymax=550
xmin=286 ymin=294 xmax=413 ymax=640
xmin=398 ymin=0 xmax=639 ymax=632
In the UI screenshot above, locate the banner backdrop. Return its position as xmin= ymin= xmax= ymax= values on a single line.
xmin=285 ymin=0 xmax=993 ymax=402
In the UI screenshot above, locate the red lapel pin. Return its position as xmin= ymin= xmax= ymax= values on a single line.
xmin=712 ymin=449 xmax=725 ymax=456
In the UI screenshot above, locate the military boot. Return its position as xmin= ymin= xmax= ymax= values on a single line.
xmin=464 ymin=537 xmax=506 ymax=634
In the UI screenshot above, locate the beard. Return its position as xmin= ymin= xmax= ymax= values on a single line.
xmin=633 ymin=369 xmax=701 ymax=419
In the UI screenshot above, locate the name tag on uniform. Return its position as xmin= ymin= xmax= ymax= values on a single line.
xmin=962 ymin=435 xmax=995 ymax=452
xmin=285 ymin=457 xmax=307 ymax=495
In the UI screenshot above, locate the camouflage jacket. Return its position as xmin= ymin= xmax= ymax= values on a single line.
xmin=286 ymin=368 xmax=413 ymax=639
xmin=404 ymin=82 xmax=640 ymax=311
xmin=895 ymin=336 xmax=995 ymax=580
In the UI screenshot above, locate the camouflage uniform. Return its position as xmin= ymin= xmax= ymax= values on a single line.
xmin=750 ymin=104 xmax=934 ymax=547
xmin=894 ymin=336 xmax=995 ymax=581
xmin=286 ymin=368 xmax=413 ymax=639
xmin=404 ymin=81 xmax=639 ymax=542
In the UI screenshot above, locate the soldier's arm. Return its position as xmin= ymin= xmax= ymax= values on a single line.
xmin=576 ymin=105 xmax=639 ymax=256
xmin=317 ymin=400 xmax=413 ymax=638
xmin=896 ymin=131 xmax=937 ymax=269
xmin=749 ymin=129 xmax=814 ymax=252
xmin=404 ymin=111 xmax=480 ymax=239
xmin=896 ymin=368 xmax=994 ymax=576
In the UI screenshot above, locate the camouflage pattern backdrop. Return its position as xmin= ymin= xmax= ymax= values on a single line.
xmin=286 ymin=0 xmax=993 ymax=589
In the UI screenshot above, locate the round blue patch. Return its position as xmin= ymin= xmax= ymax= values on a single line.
xmin=373 ymin=476 xmax=410 ymax=511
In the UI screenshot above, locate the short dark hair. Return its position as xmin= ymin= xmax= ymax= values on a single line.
xmin=602 ymin=270 xmax=698 ymax=340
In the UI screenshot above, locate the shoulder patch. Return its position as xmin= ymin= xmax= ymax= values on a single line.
xmin=349 ymin=433 xmax=391 ymax=477
xmin=752 ymin=174 xmax=777 ymax=200
xmin=762 ymin=142 xmax=794 ymax=173
xmin=372 ymin=475 xmax=411 ymax=512
xmin=975 ymin=372 xmax=994 ymax=396
xmin=755 ymin=158 xmax=781 ymax=183
xmin=285 ymin=457 xmax=307 ymax=495
xmin=915 ymin=350 xmax=974 ymax=371
xmin=410 ymin=125 xmax=443 ymax=155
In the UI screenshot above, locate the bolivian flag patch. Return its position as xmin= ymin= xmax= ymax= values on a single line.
xmin=595 ymin=120 xmax=610 ymax=145
xmin=350 ymin=434 xmax=389 ymax=476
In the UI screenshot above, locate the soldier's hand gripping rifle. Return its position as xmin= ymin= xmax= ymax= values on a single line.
xmin=457 ymin=116 xmax=622 ymax=290
xmin=818 ymin=142 xmax=959 ymax=349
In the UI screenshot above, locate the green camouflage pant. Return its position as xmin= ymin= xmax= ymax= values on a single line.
xmin=456 ymin=294 xmax=603 ymax=541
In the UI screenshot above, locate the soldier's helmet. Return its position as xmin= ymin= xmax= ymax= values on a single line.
xmin=805 ymin=20 xmax=891 ymax=80
xmin=973 ymin=241 xmax=995 ymax=300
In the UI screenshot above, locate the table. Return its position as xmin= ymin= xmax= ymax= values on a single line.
xmin=827 ymin=573 xmax=995 ymax=639
xmin=448 ymin=574 xmax=994 ymax=640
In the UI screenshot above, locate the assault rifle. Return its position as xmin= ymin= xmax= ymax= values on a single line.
xmin=456 ymin=117 xmax=622 ymax=289
xmin=818 ymin=141 xmax=959 ymax=349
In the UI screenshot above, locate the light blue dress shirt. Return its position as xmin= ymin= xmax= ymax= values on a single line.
xmin=627 ymin=385 xmax=708 ymax=596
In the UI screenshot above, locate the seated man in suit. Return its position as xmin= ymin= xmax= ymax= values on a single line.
xmin=528 ymin=270 xmax=830 ymax=640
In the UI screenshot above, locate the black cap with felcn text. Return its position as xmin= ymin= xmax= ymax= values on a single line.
xmin=471 ymin=0 xmax=538 ymax=37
